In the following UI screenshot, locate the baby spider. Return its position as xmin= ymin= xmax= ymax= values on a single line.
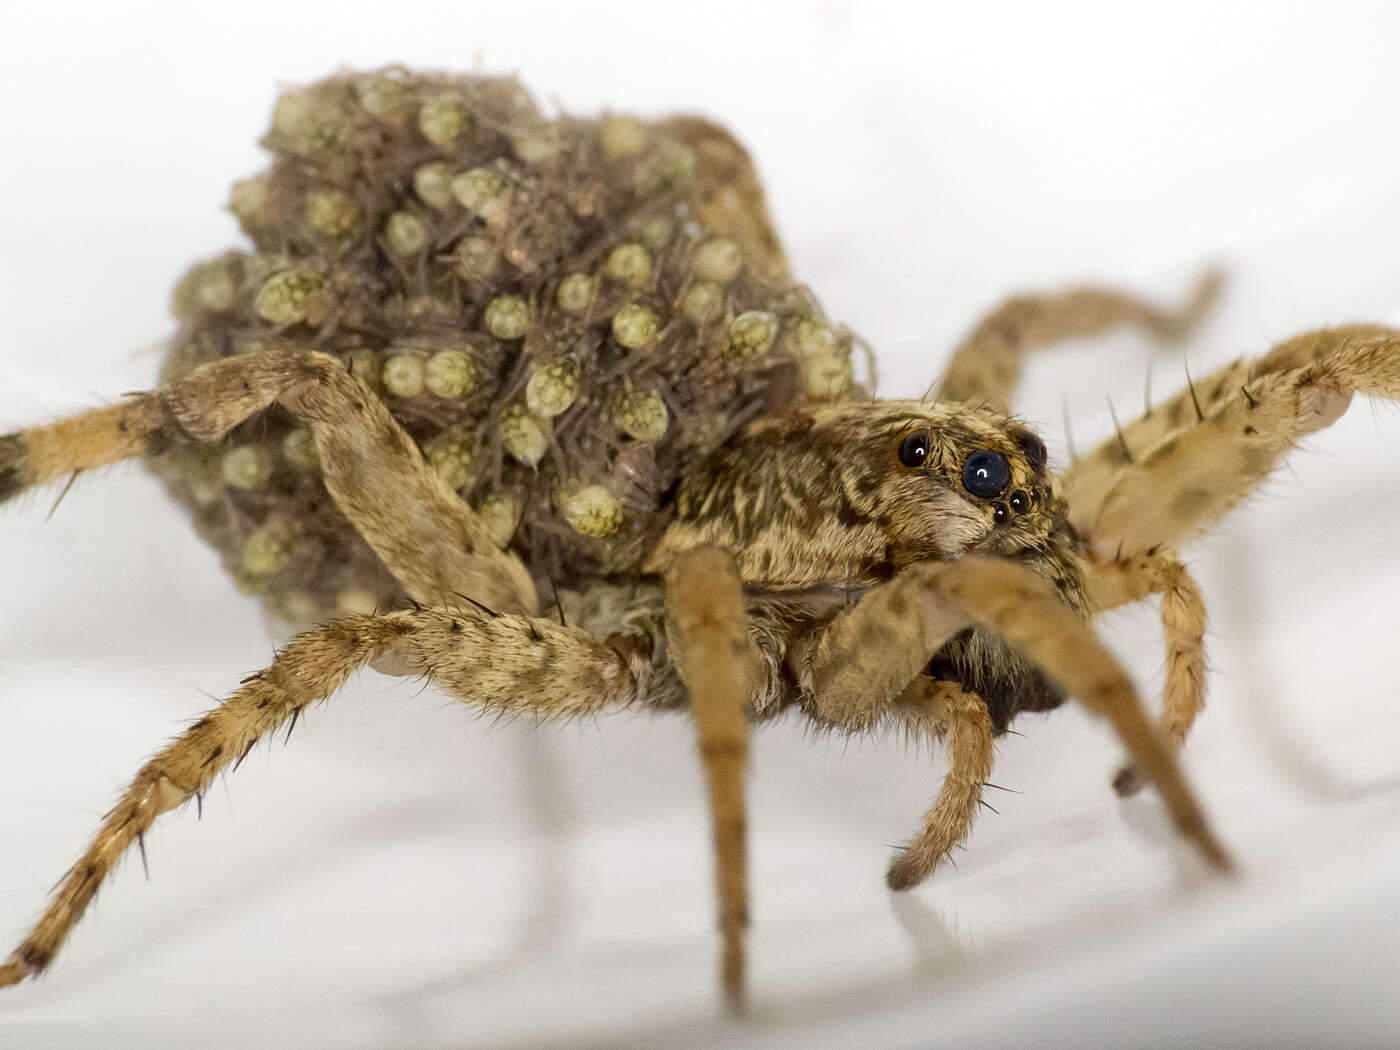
xmin=3 ymin=67 xmax=1397 ymax=1012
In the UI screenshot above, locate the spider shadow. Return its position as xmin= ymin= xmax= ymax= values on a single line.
xmin=370 ymin=732 xmax=577 ymax=1043
xmin=1213 ymin=521 xmax=1400 ymax=805
xmin=0 ymin=799 xmax=466 ymax=1007
xmin=526 ymin=869 xmax=1215 ymax=1050
xmin=7 ymin=736 xmax=576 ymax=1014
xmin=372 ymin=797 xmax=1244 ymax=1050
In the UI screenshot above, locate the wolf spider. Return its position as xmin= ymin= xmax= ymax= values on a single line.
xmin=3 ymin=69 xmax=1398 ymax=1013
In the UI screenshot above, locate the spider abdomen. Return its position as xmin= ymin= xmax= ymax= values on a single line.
xmin=147 ymin=69 xmax=862 ymax=624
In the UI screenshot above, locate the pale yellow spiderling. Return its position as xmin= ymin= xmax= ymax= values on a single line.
xmin=424 ymin=349 xmax=478 ymax=399
xmin=525 ymin=357 xmax=581 ymax=418
xmin=612 ymin=302 xmax=660 ymax=349
xmin=220 ymin=444 xmax=273 ymax=490
xmin=253 ymin=269 xmax=324 ymax=325
xmin=500 ymin=401 xmax=548 ymax=465
xmin=484 ymin=295 xmax=530 ymax=340
xmin=726 ymin=310 xmax=779 ymax=359
xmin=417 ymin=92 xmax=471 ymax=147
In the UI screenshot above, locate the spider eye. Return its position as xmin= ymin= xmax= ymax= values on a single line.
xmin=962 ymin=450 xmax=1010 ymax=499
xmin=897 ymin=430 xmax=931 ymax=468
xmin=1015 ymin=430 xmax=1048 ymax=474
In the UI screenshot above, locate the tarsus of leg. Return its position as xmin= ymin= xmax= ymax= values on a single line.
xmin=1090 ymin=554 xmax=1207 ymax=796
xmin=886 ymin=680 xmax=994 ymax=890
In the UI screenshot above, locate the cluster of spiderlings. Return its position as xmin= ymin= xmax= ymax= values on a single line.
xmin=152 ymin=68 xmax=861 ymax=620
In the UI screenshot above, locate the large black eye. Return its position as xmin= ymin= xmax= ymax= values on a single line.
xmin=897 ymin=430 xmax=930 ymax=468
xmin=962 ymin=450 xmax=1010 ymax=498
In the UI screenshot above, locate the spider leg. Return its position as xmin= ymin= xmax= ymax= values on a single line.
xmin=664 ymin=549 xmax=756 ymax=1014
xmin=886 ymin=679 xmax=994 ymax=891
xmin=0 ymin=348 xmax=537 ymax=614
xmin=794 ymin=556 xmax=1231 ymax=882
xmin=1089 ymin=553 xmax=1207 ymax=796
xmin=0 ymin=606 xmax=645 ymax=990
xmin=1061 ymin=323 xmax=1399 ymax=525
xmin=934 ymin=269 xmax=1221 ymax=414
xmin=1064 ymin=325 xmax=1400 ymax=561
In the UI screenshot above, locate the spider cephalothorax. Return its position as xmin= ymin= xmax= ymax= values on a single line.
xmin=7 ymin=66 xmax=1400 ymax=1015
xmin=652 ymin=401 xmax=1067 ymax=586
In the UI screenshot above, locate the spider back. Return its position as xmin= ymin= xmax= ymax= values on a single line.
xmin=149 ymin=69 xmax=862 ymax=621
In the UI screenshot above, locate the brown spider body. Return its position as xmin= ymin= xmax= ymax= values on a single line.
xmin=7 ymin=65 xmax=1400 ymax=1011
xmin=140 ymin=69 xmax=1068 ymax=736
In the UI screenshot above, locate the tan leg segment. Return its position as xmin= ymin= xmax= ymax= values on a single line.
xmin=934 ymin=270 xmax=1222 ymax=414
xmin=1090 ymin=554 xmax=1207 ymax=795
xmin=664 ymin=549 xmax=755 ymax=1014
xmin=1063 ymin=323 xmax=1398 ymax=513
xmin=0 ymin=349 xmax=536 ymax=614
xmin=1058 ymin=355 xmax=1259 ymax=535
xmin=932 ymin=557 xmax=1229 ymax=870
xmin=887 ymin=680 xmax=994 ymax=890
xmin=1068 ymin=326 xmax=1400 ymax=560
xmin=798 ymin=567 xmax=972 ymax=731
xmin=798 ymin=557 xmax=1231 ymax=877
xmin=0 ymin=606 xmax=644 ymax=990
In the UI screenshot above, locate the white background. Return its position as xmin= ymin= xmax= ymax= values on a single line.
xmin=3 ymin=2 xmax=1400 ymax=1047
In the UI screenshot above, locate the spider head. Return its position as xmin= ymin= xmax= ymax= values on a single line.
xmin=650 ymin=399 xmax=1084 ymax=603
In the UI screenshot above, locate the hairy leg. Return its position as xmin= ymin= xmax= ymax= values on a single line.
xmin=934 ymin=270 xmax=1222 ymax=414
xmin=1090 ymin=553 xmax=1207 ymax=795
xmin=0 ymin=606 xmax=644 ymax=989
xmin=0 ymin=348 xmax=537 ymax=614
xmin=1061 ymin=323 xmax=1398 ymax=522
xmin=1064 ymin=326 xmax=1400 ymax=560
xmin=886 ymin=679 xmax=995 ymax=890
xmin=794 ymin=556 xmax=1231 ymax=879
xmin=664 ymin=549 xmax=756 ymax=1014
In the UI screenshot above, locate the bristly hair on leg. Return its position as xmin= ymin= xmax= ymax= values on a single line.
xmin=1106 ymin=396 xmax=1135 ymax=464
